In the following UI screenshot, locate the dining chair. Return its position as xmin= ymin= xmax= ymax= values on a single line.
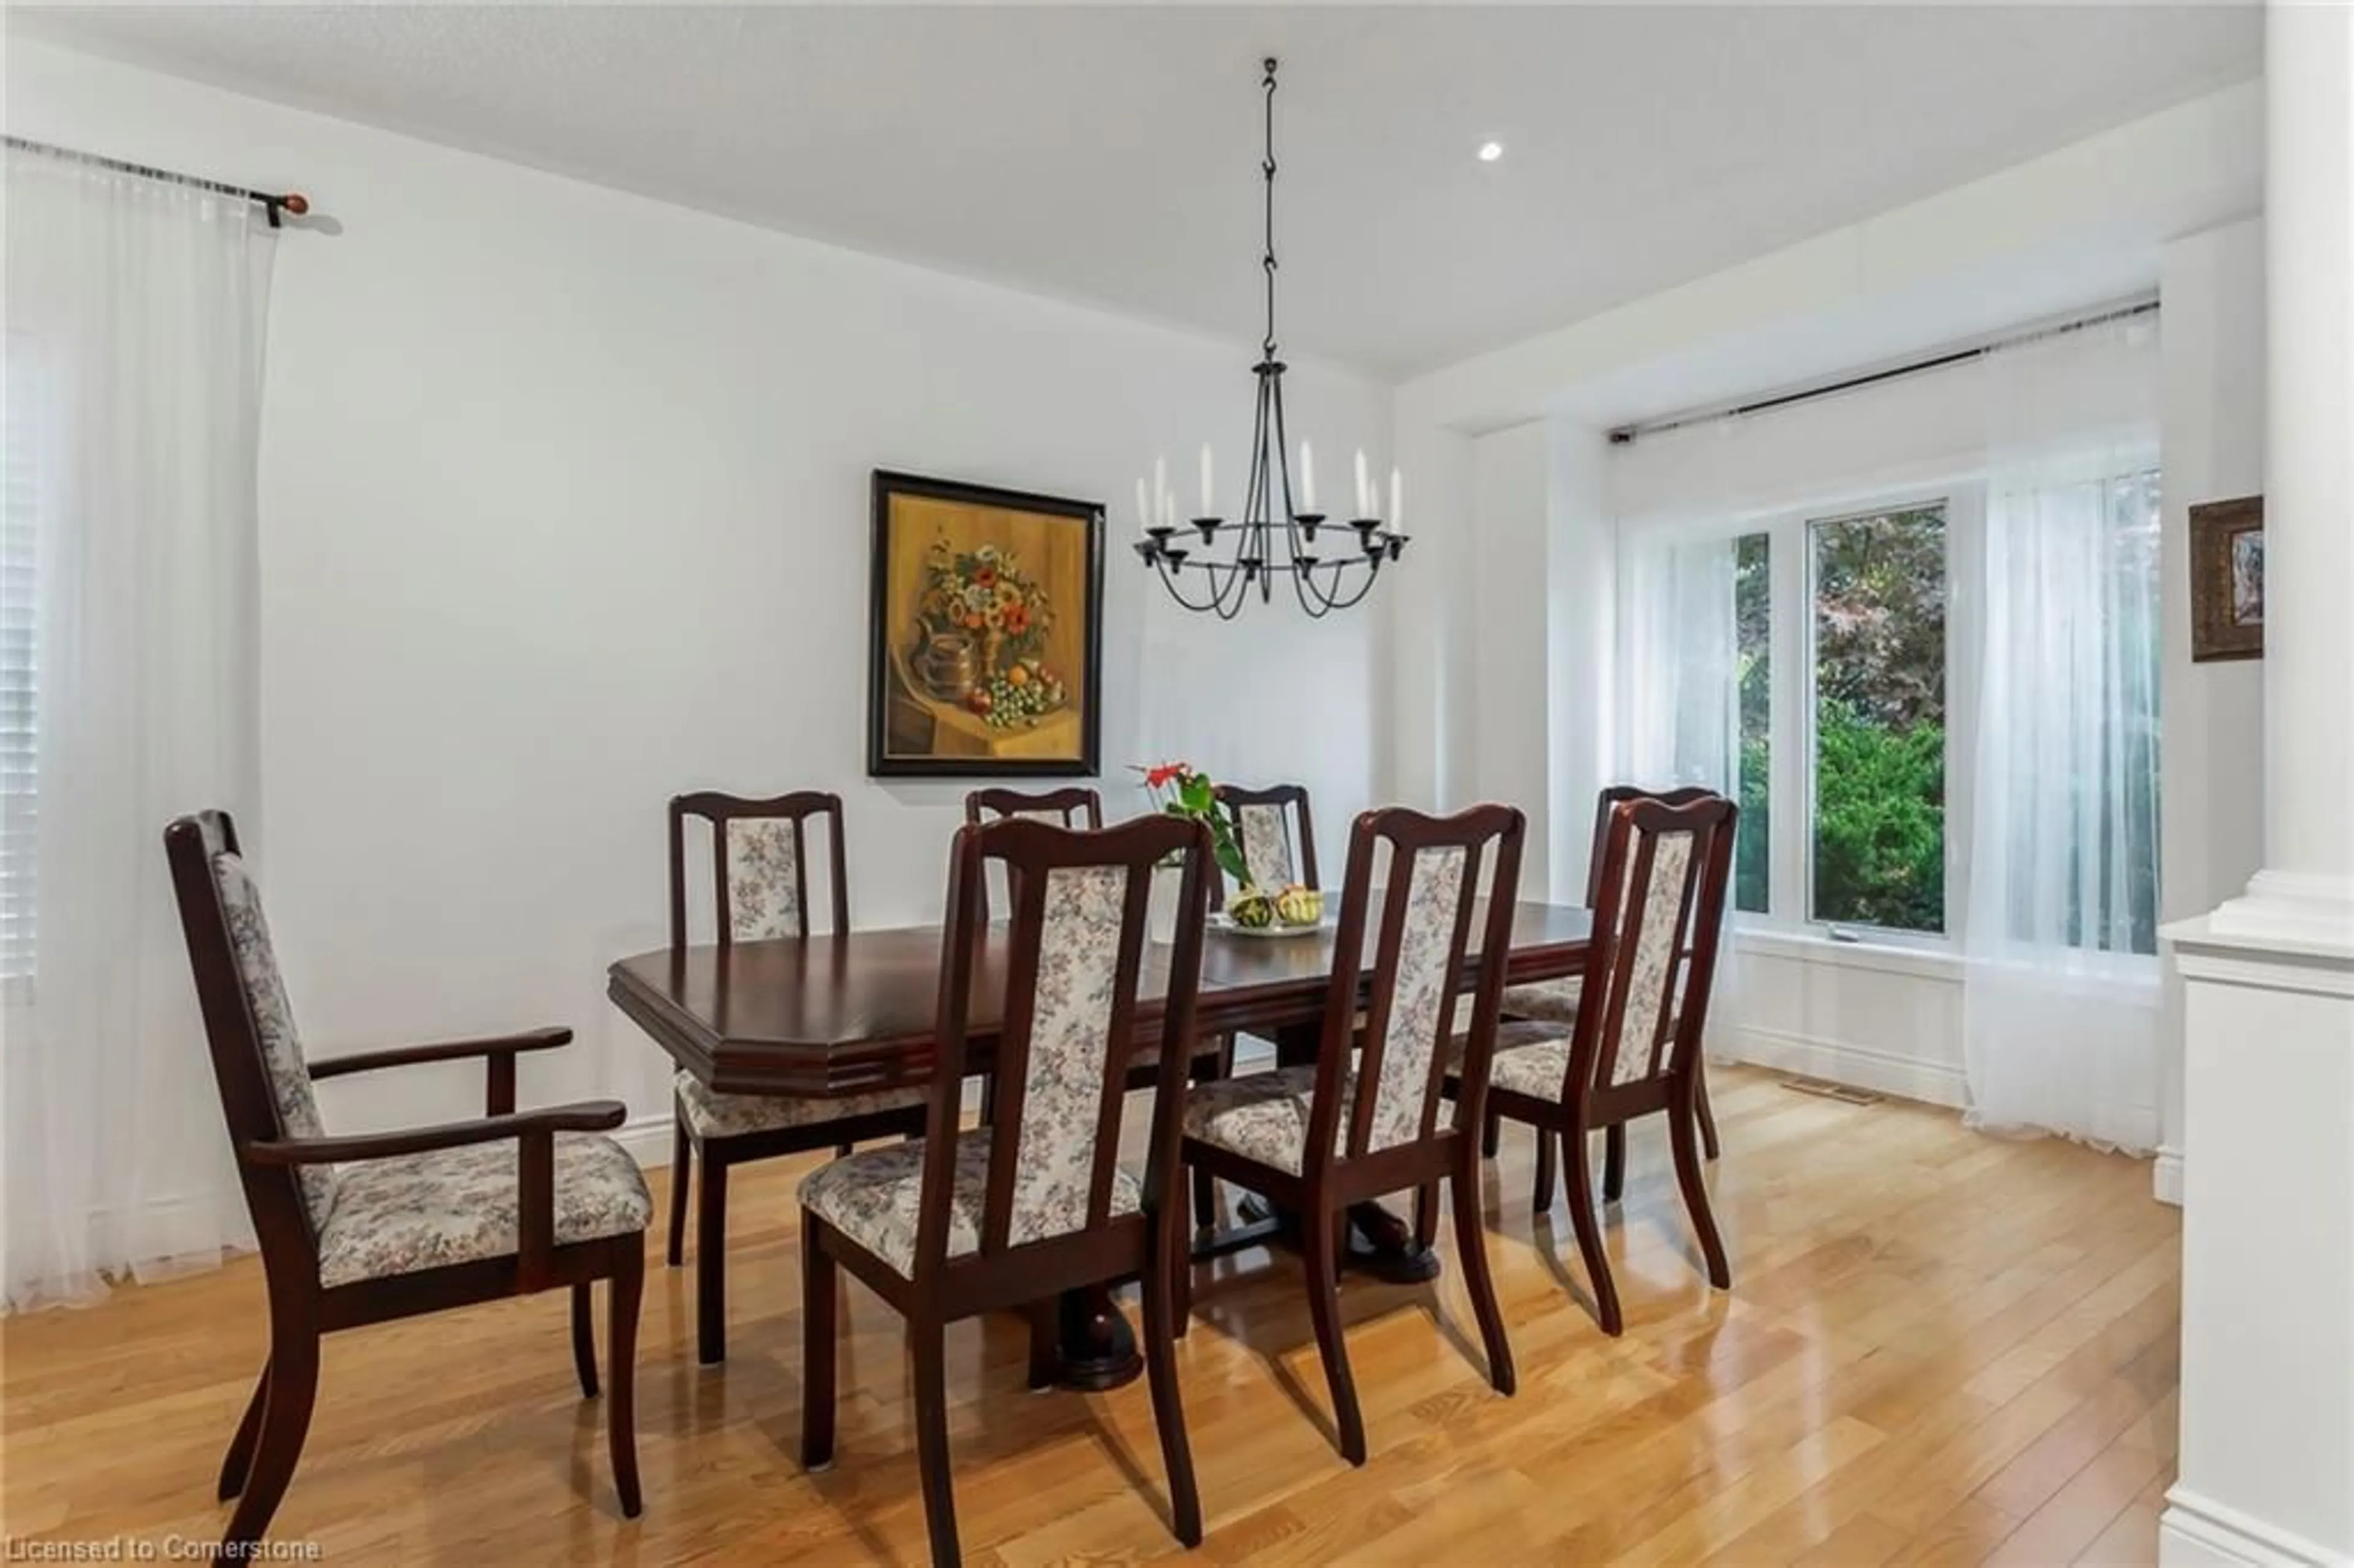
xmin=164 ymin=810 xmax=650 ymax=1553
xmin=1175 ymin=804 xmax=1525 ymax=1466
xmin=665 ymin=790 xmax=928 ymax=1365
xmin=1446 ymin=793 xmax=1738 ymax=1336
xmin=1488 ymin=783 xmax=1723 ymax=1173
xmin=1188 ymin=780 xmax=1322 ymax=1229
xmin=799 ymin=812 xmax=1213 ymax=1567
xmin=963 ymin=784 xmax=1104 ymax=828
xmin=1210 ymin=780 xmax=1319 ymax=898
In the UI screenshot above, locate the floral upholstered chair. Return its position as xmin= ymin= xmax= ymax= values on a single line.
xmin=1444 ymin=793 xmax=1739 ymax=1335
xmin=799 ymin=812 xmax=1214 ymax=1568
xmin=163 ymin=810 xmax=649 ymax=1556
xmin=664 ymin=790 xmax=926 ymax=1364
xmin=1488 ymin=783 xmax=1722 ymax=1173
xmin=1175 ymin=804 xmax=1525 ymax=1466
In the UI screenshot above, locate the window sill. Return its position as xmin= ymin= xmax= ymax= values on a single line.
xmin=1732 ymin=927 xmax=1964 ymax=983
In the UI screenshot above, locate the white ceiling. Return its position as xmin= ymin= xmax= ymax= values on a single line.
xmin=15 ymin=4 xmax=2262 ymax=378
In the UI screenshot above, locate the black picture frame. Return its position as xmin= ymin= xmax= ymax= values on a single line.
xmin=866 ymin=470 xmax=1105 ymax=778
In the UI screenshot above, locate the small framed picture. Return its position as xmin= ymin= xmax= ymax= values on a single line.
xmin=2191 ymin=495 xmax=2263 ymax=663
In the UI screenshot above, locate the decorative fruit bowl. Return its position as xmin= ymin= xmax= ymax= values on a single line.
xmin=1215 ymin=883 xmax=1326 ymax=937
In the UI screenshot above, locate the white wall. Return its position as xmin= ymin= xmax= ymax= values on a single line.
xmin=6 ymin=40 xmax=1392 ymax=1146
xmin=2155 ymin=218 xmax=2267 ymax=1204
xmin=1467 ymin=423 xmax=1552 ymax=889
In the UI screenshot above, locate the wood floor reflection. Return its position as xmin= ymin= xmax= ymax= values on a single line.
xmin=0 ymin=1065 xmax=2178 ymax=1565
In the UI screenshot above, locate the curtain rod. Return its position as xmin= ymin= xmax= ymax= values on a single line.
xmin=4 ymin=135 xmax=310 ymax=228
xmin=1607 ymin=297 xmax=2160 ymax=446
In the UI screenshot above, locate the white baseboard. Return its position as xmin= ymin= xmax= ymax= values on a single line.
xmin=1716 ymin=1025 xmax=1970 ymax=1109
xmin=2154 ymin=1144 xmax=2185 ymax=1206
xmin=615 ymin=1113 xmax=676 ymax=1169
xmin=2160 ymin=1486 xmax=2351 ymax=1567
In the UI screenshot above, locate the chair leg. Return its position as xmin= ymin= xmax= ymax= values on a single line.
xmin=1171 ymin=1183 xmax=1195 ymax=1338
xmin=1024 ymin=1300 xmax=1058 ymax=1392
xmin=1449 ymin=1148 xmax=1516 ymax=1396
xmin=571 ymin=1282 xmax=599 ymax=1398
xmin=220 ymin=1331 xmax=318 ymax=1553
xmin=1141 ymin=1211 xmax=1204 ymax=1547
xmin=800 ymin=1224 xmax=837 ymax=1469
xmin=665 ymin=1118 xmax=691 ymax=1268
xmin=606 ymin=1245 xmax=644 ymax=1519
xmin=1301 ymin=1205 xmax=1366 ymax=1466
xmin=1672 ymin=1090 xmax=1732 ymax=1290
xmin=216 ymin=1364 xmax=269 ymax=1501
xmin=1411 ymin=1182 xmax=1439 ymax=1252
xmin=1694 ymin=1060 xmax=1722 ymax=1160
xmin=835 ymin=1141 xmax=853 ymax=1158
xmin=1481 ymin=1109 xmax=1501 ymax=1159
xmin=1602 ymin=1123 xmax=1628 ymax=1203
xmin=1189 ymin=1035 xmax=1233 ymax=1231
xmin=1562 ymin=1116 xmax=1622 ymax=1335
xmin=1531 ymin=1127 xmax=1558 ymax=1214
xmin=696 ymin=1154 xmax=729 ymax=1365
xmin=912 ymin=1318 xmax=962 ymax=1568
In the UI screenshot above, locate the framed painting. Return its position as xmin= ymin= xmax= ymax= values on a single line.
xmin=2190 ymin=495 xmax=2263 ymax=663
xmin=866 ymin=470 xmax=1104 ymax=778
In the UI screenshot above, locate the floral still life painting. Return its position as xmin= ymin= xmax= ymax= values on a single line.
xmin=867 ymin=471 xmax=1103 ymax=776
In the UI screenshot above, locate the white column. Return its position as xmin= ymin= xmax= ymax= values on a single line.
xmin=2160 ymin=9 xmax=2354 ymax=1564
xmin=2211 ymin=0 xmax=2354 ymax=945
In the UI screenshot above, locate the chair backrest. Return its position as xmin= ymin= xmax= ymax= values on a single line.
xmin=962 ymin=786 xmax=1103 ymax=829
xmin=669 ymin=791 xmax=850 ymax=948
xmin=1213 ymin=781 xmax=1319 ymax=897
xmin=921 ymin=813 xmax=1209 ymax=1269
xmin=1583 ymin=785 xmax=1718 ymax=905
xmin=962 ymin=787 xmax=1104 ymax=919
xmin=1304 ymin=805 xmax=1525 ymax=1173
xmin=1567 ymin=795 xmax=1737 ymax=1098
xmin=162 ymin=810 xmax=335 ymax=1249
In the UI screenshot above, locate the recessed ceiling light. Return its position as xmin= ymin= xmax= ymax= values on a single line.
xmin=1477 ymin=140 xmax=1505 ymax=163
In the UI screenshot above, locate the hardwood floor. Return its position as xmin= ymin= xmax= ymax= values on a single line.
xmin=0 ymin=1065 xmax=2179 ymax=1565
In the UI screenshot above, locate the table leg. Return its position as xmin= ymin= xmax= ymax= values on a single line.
xmin=1043 ymin=1284 xmax=1141 ymax=1391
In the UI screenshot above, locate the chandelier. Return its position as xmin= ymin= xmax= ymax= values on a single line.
xmin=1135 ymin=58 xmax=1406 ymax=619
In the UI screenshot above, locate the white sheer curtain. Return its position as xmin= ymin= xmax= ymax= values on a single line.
xmin=1960 ymin=316 xmax=2162 ymax=1152
xmin=2 ymin=147 xmax=276 ymax=1309
xmin=1617 ymin=530 xmax=1740 ymax=795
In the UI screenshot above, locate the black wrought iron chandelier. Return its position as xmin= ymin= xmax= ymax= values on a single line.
xmin=1135 ymin=58 xmax=1406 ymax=619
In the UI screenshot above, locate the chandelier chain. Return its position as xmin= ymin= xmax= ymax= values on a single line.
xmin=1262 ymin=57 xmax=1279 ymax=359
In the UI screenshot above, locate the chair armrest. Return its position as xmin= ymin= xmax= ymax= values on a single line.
xmin=308 ymin=1026 xmax=574 ymax=1081
xmin=246 ymin=1098 xmax=627 ymax=1166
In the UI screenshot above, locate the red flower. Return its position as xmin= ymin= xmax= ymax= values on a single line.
xmin=974 ymin=566 xmax=997 ymax=588
xmin=997 ymin=603 xmax=1031 ymax=635
xmin=1144 ymin=762 xmax=1190 ymax=790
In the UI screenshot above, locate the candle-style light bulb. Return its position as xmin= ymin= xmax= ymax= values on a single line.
xmin=1354 ymin=449 xmax=1370 ymax=517
xmin=1136 ymin=477 xmax=1152 ymax=531
xmin=1199 ymin=443 xmax=1214 ymax=517
xmin=1390 ymin=467 xmax=1403 ymax=531
xmin=1154 ymin=455 xmax=1167 ymax=522
xmin=1300 ymin=441 xmax=1316 ymax=512
xmin=1161 ymin=487 xmax=1176 ymax=531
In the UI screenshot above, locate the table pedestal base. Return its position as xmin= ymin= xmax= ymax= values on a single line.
xmin=1225 ymin=1194 xmax=1442 ymax=1284
xmin=1050 ymin=1285 xmax=1141 ymax=1391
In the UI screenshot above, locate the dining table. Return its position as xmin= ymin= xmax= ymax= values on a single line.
xmin=607 ymin=897 xmax=1593 ymax=1390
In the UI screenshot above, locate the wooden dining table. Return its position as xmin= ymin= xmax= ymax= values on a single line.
xmin=608 ymin=897 xmax=1592 ymax=1389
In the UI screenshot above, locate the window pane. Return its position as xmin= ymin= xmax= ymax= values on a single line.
xmin=1734 ymin=532 xmax=1770 ymax=913
xmin=1810 ymin=504 xmax=1947 ymax=934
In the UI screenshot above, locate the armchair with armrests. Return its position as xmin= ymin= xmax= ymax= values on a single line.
xmin=164 ymin=810 xmax=650 ymax=1555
